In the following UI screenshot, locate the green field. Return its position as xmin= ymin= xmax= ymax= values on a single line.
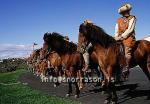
xmin=0 ymin=69 xmax=81 ymax=104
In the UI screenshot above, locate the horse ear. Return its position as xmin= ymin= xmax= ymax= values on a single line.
xmin=43 ymin=32 xmax=49 ymax=41
xmin=83 ymin=20 xmax=93 ymax=26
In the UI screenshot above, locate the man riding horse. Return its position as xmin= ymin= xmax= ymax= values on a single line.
xmin=80 ymin=4 xmax=136 ymax=80
xmin=114 ymin=3 xmax=136 ymax=77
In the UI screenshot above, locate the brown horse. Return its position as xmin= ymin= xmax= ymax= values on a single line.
xmin=43 ymin=32 xmax=84 ymax=98
xmin=79 ymin=22 xmax=150 ymax=104
xmin=77 ymin=32 xmax=99 ymax=69
xmin=40 ymin=59 xmax=52 ymax=82
xmin=39 ymin=43 xmax=63 ymax=85
xmin=77 ymin=30 xmax=103 ymax=84
xmin=28 ymin=48 xmax=41 ymax=75
xmin=40 ymin=42 xmax=62 ymax=71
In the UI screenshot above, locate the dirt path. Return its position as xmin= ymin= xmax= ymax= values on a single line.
xmin=20 ymin=67 xmax=150 ymax=104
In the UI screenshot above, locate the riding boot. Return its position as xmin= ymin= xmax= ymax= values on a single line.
xmin=123 ymin=56 xmax=131 ymax=80
xmin=127 ymin=55 xmax=132 ymax=71
xmin=82 ymin=52 xmax=90 ymax=72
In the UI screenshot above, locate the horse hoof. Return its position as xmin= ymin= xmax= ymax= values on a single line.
xmin=101 ymin=91 xmax=106 ymax=95
xmin=54 ymin=84 xmax=57 ymax=87
xmin=74 ymin=95 xmax=79 ymax=98
xmin=111 ymin=101 xmax=117 ymax=104
xmin=79 ymin=86 xmax=83 ymax=90
xmin=104 ymin=99 xmax=110 ymax=104
xmin=65 ymin=94 xmax=70 ymax=97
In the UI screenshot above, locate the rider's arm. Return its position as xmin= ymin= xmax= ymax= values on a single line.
xmin=121 ymin=17 xmax=136 ymax=39
xmin=114 ymin=23 xmax=119 ymax=37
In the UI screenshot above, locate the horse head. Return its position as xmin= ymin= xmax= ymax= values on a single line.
xmin=43 ymin=32 xmax=67 ymax=54
xmin=79 ymin=21 xmax=116 ymax=48
xmin=79 ymin=22 xmax=93 ymax=42
xmin=39 ymin=42 xmax=50 ymax=60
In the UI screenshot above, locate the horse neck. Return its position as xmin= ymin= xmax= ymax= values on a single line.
xmin=89 ymin=26 xmax=116 ymax=47
xmin=53 ymin=45 xmax=76 ymax=56
xmin=92 ymin=42 xmax=107 ymax=52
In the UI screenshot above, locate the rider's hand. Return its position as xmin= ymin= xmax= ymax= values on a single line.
xmin=115 ymin=36 xmax=121 ymax=41
xmin=115 ymin=36 xmax=124 ymax=41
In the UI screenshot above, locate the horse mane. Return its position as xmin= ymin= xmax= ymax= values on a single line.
xmin=51 ymin=32 xmax=65 ymax=42
xmin=84 ymin=23 xmax=117 ymax=47
xmin=44 ymin=32 xmax=77 ymax=54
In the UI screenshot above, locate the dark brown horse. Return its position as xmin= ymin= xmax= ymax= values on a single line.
xmin=79 ymin=22 xmax=150 ymax=103
xmin=43 ymin=32 xmax=84 ymax=98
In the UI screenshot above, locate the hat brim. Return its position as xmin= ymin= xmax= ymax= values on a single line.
xmin=64 ymin=39 xmax=69 ymax=41
xmin=119 ymin=9 xmax=131 ymax=14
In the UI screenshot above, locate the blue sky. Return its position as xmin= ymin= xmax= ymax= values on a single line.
xmin=0 ymin=0 xmax=150 ymax=58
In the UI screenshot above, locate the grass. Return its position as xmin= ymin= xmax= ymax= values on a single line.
xmin=0 ymin=69 xmax=81 ymax=104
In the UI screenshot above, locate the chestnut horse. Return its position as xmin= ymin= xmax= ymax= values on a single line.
xmin=77 ymin=32 xmax=99 ymax=71
xmin=43 ymin=32 xmax=84 ymax=98
xmin=79 ymin=22 xmax=150 ymax=104
xmin=39 ymin=43 xmax=63 ymax=85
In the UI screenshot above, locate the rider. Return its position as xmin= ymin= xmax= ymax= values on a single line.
xmin=114 ymin=4 xmax=136 ymax=76
xmin=64 ymin=36 xmax=69 ymax=42
xmin=80 ymin=20 xmax=93 ymax=72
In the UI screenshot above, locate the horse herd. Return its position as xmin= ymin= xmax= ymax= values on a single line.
xmin=27 ymin=22 xmax=150 ymax=104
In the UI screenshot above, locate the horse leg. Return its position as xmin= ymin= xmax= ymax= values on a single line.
xmin=94 ymin=66 xmax=102 ymax=87
xmin=66 ymin=81 xmax=72 ymax=97
xmin=104 ymin=81 xmax=112 ymax=104
xmin=74 ymin=82 xmax=80 ymax=98
xmin=105 ymin=66 xmax=118 ymax=104
xmin=101 ymin=77 xmax=107 ymax=95
xmin=53 ymin=68 xmax=60 ymax=87
xmin=98 ymin=64 xmax=109 ymax=89
xmin=104 ymin=66 xmax=112 ymax=103
xmin=77 ymin=70 xmax=84 ymax=90
xmin=44 ymin=68 xmax=49 ymax=82
xmin=100 ymin=69 xmax=108 ymax=95
xmin=110 ymin=81 xmax=118 ymax=104
xmin=105 ymin=81 xmax=118 ymax=104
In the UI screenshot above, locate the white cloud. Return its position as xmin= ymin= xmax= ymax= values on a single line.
xmin=0 ymin=44 xmax=42 ymax=59
xmin=144 ymin=36 xmax=150 ymax=42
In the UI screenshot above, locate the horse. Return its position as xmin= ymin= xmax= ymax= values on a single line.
xmin=39 ymin=43 xmax=63 ymax=86
xmin=78 ymin=29 xmax=109 ymax=79
xmin=79 ymin=22 xmax=150 ymax=104
xmin=28 ymin=49 xmax=41 ymax=75
xmin=43 ymin=32 xmax=84 ymax=98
